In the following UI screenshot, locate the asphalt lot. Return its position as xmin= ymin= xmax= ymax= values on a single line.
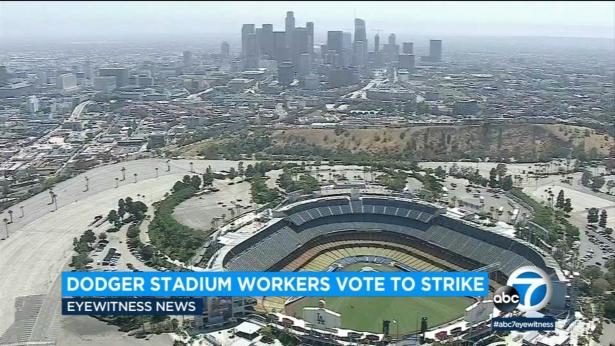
xmin=0 ymin=159 xmax=248 ymax=342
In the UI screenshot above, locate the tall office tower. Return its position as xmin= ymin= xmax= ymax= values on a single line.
xmin=306 ymin=22 xmax=314 ymax=55
xmin=353 ymin=40 xmax=367 ymax=67
xmin=291 ymin=27 xmax=309 ymax=66
xmin=99 ymin=67 xmax=130 ymax=87
xmin=278 ymin=61 xmax=294 ymax=86
xmin=243 ymin=33 xmax=259 ymax=69
xmin=255 ymin=27 xmax=262 ymax=56
xmin=402 ymin=42 xmax=414 ymax=54
xmin=297 ymin=53 xmax=311 ymax=76
xmin=221 ymin=41 xmax=230 ymax=57
xmin=260 ymin=24 xmax=274 ymax=58
xmin=398 ymin=54 xmax=416 ymax=70
xmin=353 ymin=18 xmax=368 ymax=67
xmin=374 ymin=33 xmax=380 ymax=52
xmin=388 ymin=33 xmax=396 ymax=46
xmin=285 ymin=11 xmax=295 ymax=47
xmin=241 ymin=24 xmax=255 ymax=57
xmin=342 ymin=32 xmax=352 ymax=50
xmin=273 ymin=31 xmax=289 ymax=62
xmin=183 ymin=51 xmax=193 ymax=66
xmin=354 ymin=18 xmax=366 ymax=42
xmin=327 ymin=31 xmax=344 ymax=55
xmin=429 ymin=39 xmax=442 ymax=61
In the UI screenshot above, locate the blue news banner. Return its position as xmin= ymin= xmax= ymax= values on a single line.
xmin=62 ymin=271 xmax=488 ymax=315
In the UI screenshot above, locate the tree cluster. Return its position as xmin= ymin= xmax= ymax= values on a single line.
xmin=448 ymin=164 xmax=488 ymax=187
xmin=70 ymin=229 xmax=96 ymax=270
xmin=277 ymin=168 xmax=319 ymax=194
xmin=581 ymin=170 xmax=606 ymax=191
xmin=148 ymin=179 xmax=204 ymax=262
xmin=107 ymin=197 xmax=148 ymax=230
xmin=250 ymin=176 xmax=280 ymax=204
xmin=488 ymin=164 xmax=514 ymax=191
xmin=554 ymin=189 xmax=573 ymax=213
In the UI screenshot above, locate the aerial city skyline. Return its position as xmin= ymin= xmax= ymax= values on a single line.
xmin=236 ymin=11 xmax=443 ymax=87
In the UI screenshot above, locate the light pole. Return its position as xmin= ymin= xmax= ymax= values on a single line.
xmin=52 ymin=193 xmax=58 ymax=211
xmin=121 ymin=167 xmax=126 ymax=181
xmin=115 ymin=177 xmax=119 ymax=188
xmin=392 ymin=319 xmax=399 ymax=342
xmin=155 ymin=167 xmax=159 ymax=178
xmin=166 ymin=160 xmax=171 ymax=172
xmin=19 ymin=205 xmax=24 ymax=218
xmin=7 ymin=209 xmax=13 ymax=224
xmin=134 ymin=173 xmax=138 ymax=183
xmin=189 ymin=162 xmax=194 ymax=173
xmin=2 ymin=218 xmax=8 ymax=239
xmin=84 ymin=176 xmax=89 ymax=192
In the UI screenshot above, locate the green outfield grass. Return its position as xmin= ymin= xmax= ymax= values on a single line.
xmin=285 ymin=262 xmax=473 ymax=334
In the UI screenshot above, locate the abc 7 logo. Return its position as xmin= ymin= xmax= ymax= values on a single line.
xmin=494 ymin=266 xmax=552 ymax=313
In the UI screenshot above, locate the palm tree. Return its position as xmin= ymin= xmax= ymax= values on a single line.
xmin=7 ymin=210 xmax=13 ymax=224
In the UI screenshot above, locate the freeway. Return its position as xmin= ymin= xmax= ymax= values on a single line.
xmin=68 ymin=101 xmax=94 ymax=121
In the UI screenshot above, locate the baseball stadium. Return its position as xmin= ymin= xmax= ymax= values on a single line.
xmin=209 ymin=187 xmax=567 ymax=337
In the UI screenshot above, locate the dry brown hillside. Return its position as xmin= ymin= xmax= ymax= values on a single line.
xmin=270 ymin=124 xmax=614 ymax=161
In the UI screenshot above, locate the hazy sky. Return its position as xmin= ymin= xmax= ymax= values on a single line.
xmin=1 ymin=1 xmax=614 ymax=43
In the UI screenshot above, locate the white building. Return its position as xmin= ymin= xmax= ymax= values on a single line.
xmin=56 ymin=73 xmax=78 ymax=91
xmin=26 ymin=95 xmax=39 ymax=114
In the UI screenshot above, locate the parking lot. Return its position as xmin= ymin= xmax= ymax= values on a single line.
xmin=442 ymin=176 xmax=530 ymax=225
